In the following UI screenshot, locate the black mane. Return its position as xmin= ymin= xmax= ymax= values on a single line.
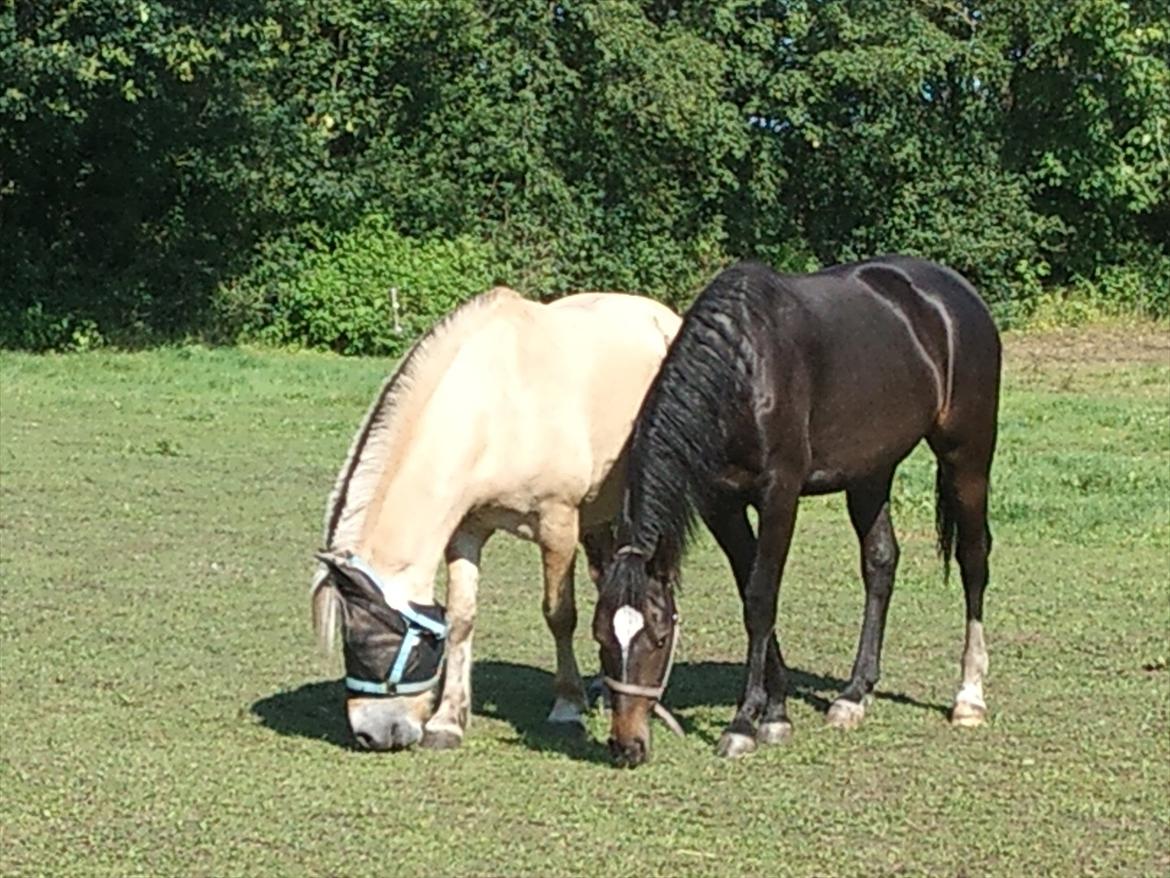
xmin=602 ymin=262 xmax=776 ymax=606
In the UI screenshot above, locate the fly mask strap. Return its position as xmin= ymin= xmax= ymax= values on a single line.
xmin=325 ymin=551 xmax=448 ymax=697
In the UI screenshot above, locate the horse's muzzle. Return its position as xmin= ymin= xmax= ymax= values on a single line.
xmin=347 ymin=699 xmax=424 ymax=752
xmin=350 ymin=719 xmax=422 ymax=751
xmin=608 ymin=736 xmax=648 ymax=768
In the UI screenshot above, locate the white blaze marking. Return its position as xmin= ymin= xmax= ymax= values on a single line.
xmin=613 ymin=605 xmax=645 ymax=677
xmin=613 ymin=606 xmax=645 ymax=650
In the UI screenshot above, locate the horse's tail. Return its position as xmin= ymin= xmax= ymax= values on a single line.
xmin=935 ymin=460 xmax=958 ymax=582
xmin=609 ymin=262 xmax=768 ymax=582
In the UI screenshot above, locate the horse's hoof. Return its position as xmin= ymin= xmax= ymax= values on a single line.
xmin=715 ymin=731 xmax=758 ymax=759
xmin=420 ymin=727 xmax=463 ymax=750
xmin=951 ymin=700 xmax=987 ymax=728
xmin=547 ymin=696 xmax=587 ymax=727
xmin=756 ymin=720 xmax=794 ymax=745
xmin=826 ymin=698 xmax=866 ymax=730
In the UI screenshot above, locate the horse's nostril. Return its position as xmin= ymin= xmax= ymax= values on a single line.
xmin=353 ymin=731 xmax=375 ymax=750
xmin=608 ymin=737 xmax=648 ymax=768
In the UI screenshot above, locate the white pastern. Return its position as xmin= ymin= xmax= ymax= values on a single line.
xmin=955 ymin=681 xmax=986 ymax=710
xmin=952 ymin=621 xmax=989 ymax=725
xmin=961 ymin=620 xmax=989 ymax=687
xmin=825 ymin=698 xmax=867 ymax=729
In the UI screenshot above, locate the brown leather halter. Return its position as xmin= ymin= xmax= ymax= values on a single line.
xmin=602 ymin=545 xmax=685 ymax=736
xmin=604 ymin=620 xmax=684 ymax=737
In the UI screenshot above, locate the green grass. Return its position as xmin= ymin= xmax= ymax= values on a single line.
xmin=1 ymin=328 xmax=1168 ymax=877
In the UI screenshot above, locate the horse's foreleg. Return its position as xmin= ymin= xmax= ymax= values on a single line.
xmin=422 ymin=528 xmax=486 ymax=749
xmin=539 ymin=504 xmax=587 ymax=725
xmin=717 ymin=482 xmax=800 ymax=759
xmin=703 ymin=492 xmax=792 ymax=746
xmin=828 ymin=473 xmax=899 ymax=729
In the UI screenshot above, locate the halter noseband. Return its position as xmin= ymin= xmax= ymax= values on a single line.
xmin=603 ymin=609 xmax=685 ymax=737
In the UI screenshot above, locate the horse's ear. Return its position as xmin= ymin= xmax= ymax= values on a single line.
xmin=314 ymin=551 xmax=381 ymax=599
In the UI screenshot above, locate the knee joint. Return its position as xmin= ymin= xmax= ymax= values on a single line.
xmin=865 ymin=539 xmax=899 ymax=574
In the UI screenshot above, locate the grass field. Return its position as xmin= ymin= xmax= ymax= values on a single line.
xmin=1 ymin=325 xmax=1167 ymax=877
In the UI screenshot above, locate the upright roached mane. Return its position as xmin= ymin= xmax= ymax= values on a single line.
xmin=312 ymin=287 xmax=522 ymax=647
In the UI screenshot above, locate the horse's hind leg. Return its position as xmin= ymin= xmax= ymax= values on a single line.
xmin=538 ymin=503 xmax=587 ymax=725
xmin=702 ymin=492 xmax=793 ymax=746
xmin=938 ymin=449 xmax=994 ymax=727
xmin=827 ymin=471 xmax=898 ymax=730
xmin=580 ymin=526 xmax=616 ymax=707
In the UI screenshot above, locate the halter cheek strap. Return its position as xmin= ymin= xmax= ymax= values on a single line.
xmin=343 ymin=608 xmax=448 ymax=696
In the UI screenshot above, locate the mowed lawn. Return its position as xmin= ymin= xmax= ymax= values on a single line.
xmin=1 ymin=325 xmax=1167 ymax=877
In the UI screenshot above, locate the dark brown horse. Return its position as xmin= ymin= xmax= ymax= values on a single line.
xmin=594 ymin=257 xmax=1001 ymax=766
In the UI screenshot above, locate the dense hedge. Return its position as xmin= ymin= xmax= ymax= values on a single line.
xmin=2 ymin=1 xmax=1167 ymax=351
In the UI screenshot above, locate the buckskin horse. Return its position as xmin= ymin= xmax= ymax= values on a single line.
xmin=312 ymin=287 xmax=680 ymax=751
xmin=594 ymin=257 xmax=1001 ymax=766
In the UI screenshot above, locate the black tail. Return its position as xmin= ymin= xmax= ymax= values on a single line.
xmin=935 ymin=461 xmax=958 ymax=583
xmin=609 ymin=262 xmax=770 ymax=590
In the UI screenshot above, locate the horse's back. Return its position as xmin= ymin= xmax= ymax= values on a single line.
xmin=466 ymin=292 xmax=680 ymax=520
xmin=778 ymin=256 xmax=1001 ymax=400
xmin=545 ymin=292 xmax=681 ymax=344
xmin=848 ymin=256 xmax=1001 ymax=442
xmin=736 ymin=257 xmax=1001 ymax=487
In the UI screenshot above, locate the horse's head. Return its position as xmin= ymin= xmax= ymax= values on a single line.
xmin=313 ymin=552 xmax=446 ymax=751
xmin=593 ymin=546 xmax=682 ymax=768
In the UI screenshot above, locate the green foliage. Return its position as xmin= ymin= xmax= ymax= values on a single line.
xmin=217 ymin=217 xmax=496 ymax=356
xmin=0 ymin=1 xmax=258 ymax=345
xmin=1021 ymin=251 xmax=1170 ymax=327
xmin=2 ymin=0 xmax=1167 ymax=351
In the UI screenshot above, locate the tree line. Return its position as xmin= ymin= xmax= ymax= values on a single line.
xmin=2 ymin=0 xmax=1167 ymax=353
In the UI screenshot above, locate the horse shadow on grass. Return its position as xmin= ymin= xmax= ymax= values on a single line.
xmin=475 ymin=660 xmax=945 ymax=752
xmin=251 ymin=679 xmax=352 ymax=748
xmin=247 ymin=666 xmax=613 ymax=761
xmin=250 ymin=660 xmax=946 ymax=757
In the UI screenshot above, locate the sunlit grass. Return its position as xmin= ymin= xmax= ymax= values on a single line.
xmin=1 ymin=327 xmax=1167 ymax=877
